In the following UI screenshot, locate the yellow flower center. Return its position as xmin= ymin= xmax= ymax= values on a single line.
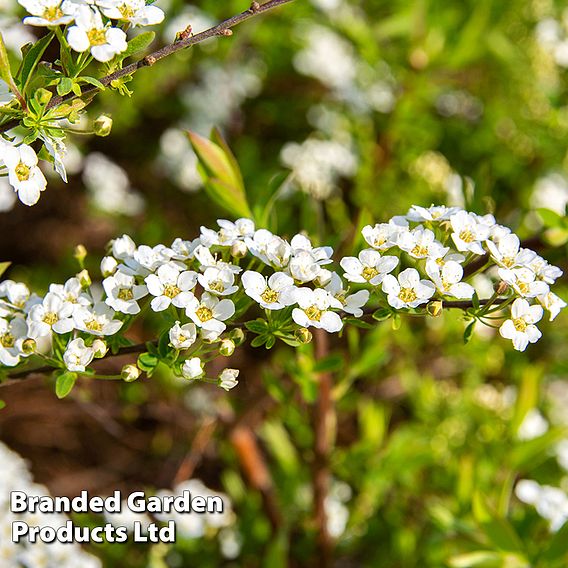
xmin=513 ymin=317 xmax=527 ymax=332
xmin=43 ymin=312 xmax=59 ymax=326
xmin=196 ymin=306 xmax=213 ymax=322
xmin=398 ymin=288 xmax=417 ymax=303
xmin=208 ymin=280 xmax=225 ymax=293
xmin=87 ymin=28 xmax=107 ymax=46
xmin=362 ymin=266 xmax=379 ymax=281
xmin=261 ymin=288 xmax=279 ymax=304
xmin=42 ymin=5 xmax=63 ymax=21
xmin=501 ymin=256 xmax=515 ymax=268
xmin=15 ymin=162 xmax=30 ymax=182
xmin=459 ymin=230 xmax=475 ymax=243
xmin=163 ymin=284 xmax=181 ymax=299
xmin=517 ymin=281 xmax=530 ymax=296
xmin=118 ymin=288 xmax=134 ymax=301
xmin=118 ymin=4 xmax=135 ymax=19
xmin=441 ymin=278 xmax=451 ymax=292
xmin=86 ymin=319 xmax=104 ymax=333
xmin=178 ymin=334 xmax=187 ymax=344
xmin=373 ymin=236 xmax=386 ymax=247
xmin=411 ymin=245 xmax=428 ymax=257
xmin=305 ymin=305 xmax=322 ymax=322
xmin=0 ymin=333 xmax=15 ymax=348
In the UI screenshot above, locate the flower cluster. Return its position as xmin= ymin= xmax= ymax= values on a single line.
xmin=0 ymin=441 xmax=102 ymax=567
xmin=0 ymin=206 xmax=565 ymax=392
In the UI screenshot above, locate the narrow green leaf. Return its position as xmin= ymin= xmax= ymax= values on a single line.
xmin=118 ymin=31 xmax=155 ymax=62
xmin=0 ymin=32 xmax=14 ymax=87
xmin=372 ymin=308 xmax=392 ymax=321
xmin=19 ymin=32 xmax=54 ymax=94
xmin=55 ymin=371 xmax=77 ymax=399
xmin=245 ymin=319 xmax=269 ymax=334
xmin=464 ymin=320 xmax=476 ymax=344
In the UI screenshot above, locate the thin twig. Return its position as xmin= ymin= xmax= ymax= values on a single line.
xmin=0 ymin=0 xmax=295 ymax=134
xmin=312 ymin=328 xmax=334 ymax=567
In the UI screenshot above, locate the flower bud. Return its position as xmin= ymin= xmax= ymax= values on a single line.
xmin=21 ymin=338 xmax=36 ymax=354
xmin=122 ymin=364 xmax=141 ymax=382
xmin=92 ymin=339 xmax=108 ymax=358
xmin=294 ymin=327 xmax=312 ymax=344
xmin=219 ymin=339 xmax=235 ymax=357
xmin=76 ymin=269 xmax=91 ymax=288
xmin=494 ymin=280 xmax=509 ymax=295
xmin=230 ymin=241 xmax=247 ymax=258
xmin=94 ymin=114 xmax=113 ymax=137
xmin=427 ymin=300 xmax=443 ymax=317
xmin=229 ymin=327 xmax=246 ymax=346
xmin=182 ymin=357 xmax=203 ymax=380
xmin=100 ymin=256 xmax=118 ymax=277
xmin=74 ymin=244 xmax=87 ymax=265
xmin=218 ymin=368 xmax=239 ymax=391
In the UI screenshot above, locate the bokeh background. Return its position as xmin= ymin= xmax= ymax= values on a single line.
xmin=1 ymin=0 xmax=568 ymax=566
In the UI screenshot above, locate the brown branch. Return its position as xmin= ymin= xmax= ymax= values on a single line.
xmin=312 ymin=328 xmax=334 ymax=567
xmin=0 ymin=0 xmax=295 ymax=134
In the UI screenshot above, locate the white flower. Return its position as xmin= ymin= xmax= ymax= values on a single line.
xmin=406 ymin=204 xmax=461 ymax=222
xmin=246 ymin=230 xmax=291 ymax=269
xmin=67 ymin=7 xmax=127 ymax=62
xmin=498 ymin=267 xmax=549 ymax=298
xmin=134 ymin=244 xmax=176 ymax=274
xmin=398 ymin=226 xmax=448 ymax=260
xmin=63 ymin=338 xmax=94 ymax=372
xmin=340 ymin=249 xmax=398 ymax=285
xmin=288 ymin=251 xmax=323 ymax=283
xmin=362 ymin=218 xmax=408 ymax=251
xmin=291 ymin=288 xmax=343 ymax=332
xmin=381 ymin=268 xmax=436 ymax=309
xmin=486 ymin=234 xmax=536 ymax=269
xmin=171 ymin=237 xmax=201 ymax=261
xmin=27 ymin=292 xmax=74 ymax=338
xmin=290 ymin=234 xmax=333 ymax=264
xmin=182 ymin=357 xmax=204 ymax=379
xmin=449 ymin=210 xmax=491 ymax=255
xmin=49 ymin=277 xmax=91 ymax=307
xmin=103 ymin=269 xmax=148 ymax=314
xmin=0 ymin=280 xmax=32 ymax=309
xmin=19 ymin=0 xmax=75 ymax=26
xmin=111 ymin=234 xmax=136 ymax=261
xmin=537 ymin=291 xmax=567 ymax=321
xmin=325 ymin=273 xmax=369 ymax=317
xmin=219 ymin=368 xmax=239 ymax=391
xmin=528 ymin=255 xmax=563 ymax=285
xmin=145 ymin=263 xmax=197 ymax=312
xmin=73 ymin=302 xmax=123 ymax=336
xmin=198 ymin=267 xmax=239 ymax=296
xmin=99 ymin=0 xmax=164 ymax=26
xmin=169 ymin=321 xmax=197 ymax=350
xmin=0 ymin=318 xmax=29 ymax=367
xmin=200 ymin=218 xmax=255 ymax=247
xmin=186 ymin=293 xmax=235 ymax=341
xmin=241 ymin=271 xmax=296 ymax=310
xmin=499 ymin=298 xmax=543 ymax=351
xmin=1 ymin=142 xmax=47 ymax=206
xmin=100 ymin=256 xmax=118 ymax=277
xmin=193 ymin=245 xmax=242 ymax=274
xmin=425 ymin=260 xmax=474 ymax=299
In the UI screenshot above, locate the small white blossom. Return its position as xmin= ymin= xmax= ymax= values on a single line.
xmin=397 ymin=226 xmax=447 ymax=259
xmin=63 ymin=338 xmax=94 ymax=372
xmin=340 ymin=249 xmax=398 ymax=285
xmin=67 ymin=7 xmax=127 ymax=62
xmin=528 ymin=255 xmax=563 ymax=285
xmin=103 ymin=269 xmax=148 ymax=314
xmin=325 ymin=273 xmax=369 ymax=317
xmin=0 ymin=318 xmax=29 ymax=367
xmin=449 ymin=210 xmax=490 ymax=255
xmin=169 ymin=321 xmax=197 ymax=350
xmin=193 ymin=245 xmax=242 ymax=274
xmin=381 ymin=268 xmax=435 ymax=309
xmin=219 ymin=368 xmax=239 ymax=391
xmin=498 ymin=267 xmax=550 ymax=298
xmin=537 ymin=291 xmax=567 ymax=321
xmin=241 ymin=271 xmax=296 ymax=310
xmin=99 ymin=0 xmax=164 ymax=27
xmin=145 ymin=263 xmax=197 ymax=312
xmin=73 ymin=302 xmax=123 ymax=336
xmin=186 ymin=293 xmax=235 ymax=341
xmin=426 ymin=260 xmax=475 ymax=299
xmin=362 ymin=218 xmax=408 ymax=251
xmin=0 ymin=142 xmax=47 ymax=206
xmin=406 ymin=204 xmax=461 ymax=222
xmin=291 ymin=288 xmax=343 ymax=332
xmin=100 ymin=256 xmax=118 ymax=277
xmin=19 ymin=0 xmax=75 ymax=27
xmin=198 ymin=267 xmax=239 ymax=296
xmin=49 ymin=277 xmax=91 ymax=307
xmin=182 ymin=357 xmax=204 ymax=379
xmin=486 ymin=234 xmax=536 ymax=269
xmin=27 ymin=292 xmax=74 ymax=338
xmin=499 ymin=298 xmax=543 ymax=352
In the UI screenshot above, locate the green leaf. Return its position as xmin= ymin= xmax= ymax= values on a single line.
xmin=313 ymin=353 xmax=344 ymax=373
xmin=117 ymin=31 xmax=156 ymax=62
xmin=537 ymin=208 xmax=563 ymax=228
xmin=245 ymin=319 xmax=269 ymax=334
xmin=472 ymin=292 xmax=480 ymax=310
xmin=0 ymin=399 xmax=6 ymax=410
xmin=0 ymin=32 xmax=15 ymax=87
xmin=188 ymin=131 xmax=252 ymax=219
xmin=265 ymin=335 xmax=276 ymax=349
xmin=79 ymin=76 xmax=105 ymax=90
xmin=372 ymin=308 xmax=392 ymax=321
xmin=0 ymin=261 xmax=11 ymax=278
xmin=55 ymin=372 xmax=77 ymax=399
xmin=541 ymin=521 xmax=568 ymax=564
xmin=137 ymin=352 xmax=159 ymax=374
xmin=464 ymin=320 xmax=476 ymax=344
xmin=56 ymin=77 xmax=73 ymax=96
xmin=344 ymin=317 xmax=374 ymax=329
xmin=251 ymin=335 xmax=268 ymax=348
xmin=18 ymin=32 xmax=54 ymax=94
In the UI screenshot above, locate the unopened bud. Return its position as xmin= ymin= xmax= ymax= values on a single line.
xmin=494 ymin=281 xmax=509 ymax=295
xmin=427 ymin=300 xmax=443 ymax=317
xmin=92 ymin=339 xmax=108 ymax=358
xmin=122 ymin=364 xmax=141 ymax=382
xmin=76 ymin=269 xmax=91 ymax=288
xmin=219 ymin=339 xmax=235 ymax=357
xmin=229 ymin=327 xmax=246 ymax=346
xmin=94 ymin=114 xmax=113 ymax=137
xmin=294 ymin=327 xmax=312 ymax=344
xmin=74 ymin=244 xmax=87 ymax=265
xmin=21 ymin=338 xmax=36 ymax=354
xmin=100 ymin=256 xmax=118 ymax=277
xmin=230 ymin=241 xmax=247 ymax=258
